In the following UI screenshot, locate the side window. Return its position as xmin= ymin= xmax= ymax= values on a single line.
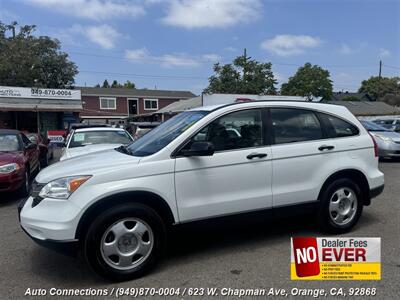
xmin=189 ymin=109 xmax=263 ymax=152
xmin=320 ymin=113 xmax=359 ymax=138
xmin=271 ymin=108 xmax=323 ymax=144
xmin=21 ymin=134 xmax=31 ymax=147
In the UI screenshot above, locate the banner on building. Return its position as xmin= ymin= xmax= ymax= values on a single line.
xmin=0 ymin=86 xmax=81 ymax=100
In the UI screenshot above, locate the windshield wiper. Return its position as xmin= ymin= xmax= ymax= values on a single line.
xmin=115 ymin=145 xmax=132 ymax=155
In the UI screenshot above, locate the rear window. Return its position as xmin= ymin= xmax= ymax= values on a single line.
xmin=271 ymin=108 xmax=323 ymax=144
xmin=69 ymin=130 xmax=132 ymax=148
xmin=319 ymin=114 xmax=359 ymax=138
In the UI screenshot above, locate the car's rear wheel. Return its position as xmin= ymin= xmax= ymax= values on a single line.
xmin=83 ymin=203 xmax=166 ymax=281
xmin=317 ymin=178 xmax=363 ymax=233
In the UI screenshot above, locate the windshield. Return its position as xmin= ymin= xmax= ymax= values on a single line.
xmin=361 ymin=121 xmax=389 ymax=132
xmin=127 ymin=111 xmax=209 ymax=157
xmin=0 ymin=134 xmax=21 ymax=152
xmin=69 ymin=130 xmax=133 ymax=148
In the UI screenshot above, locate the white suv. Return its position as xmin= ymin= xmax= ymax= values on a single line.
xmin=19 ymin=101 xmax=384 ymax=281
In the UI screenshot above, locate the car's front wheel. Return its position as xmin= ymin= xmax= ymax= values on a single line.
xmin=83 ymin=203 xmax=166 ymax=281
xmin=317 ymin=178 xmax=363 ymax=233
xmin=17 ymin=170 xmax=30 ymax=197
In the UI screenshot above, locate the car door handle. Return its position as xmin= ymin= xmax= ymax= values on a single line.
xmin=318 ymin=145 xmax=335 ymax=151
xmin=246 ymin=153 xmax=268 ymax=159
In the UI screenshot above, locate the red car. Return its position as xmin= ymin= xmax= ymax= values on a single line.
xmin=25 ymin=133 xmax=54 ymax=167
xmin=0 ymin=129 xmax=40 ymax=196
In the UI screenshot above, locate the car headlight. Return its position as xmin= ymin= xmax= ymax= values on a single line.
xmin=39 ymin=175 xmax=91 ymax=199
xmin=0 ymin=163 xmax=20 ymax=174
xmin=374 ymin=134 xmax=393 ymax=142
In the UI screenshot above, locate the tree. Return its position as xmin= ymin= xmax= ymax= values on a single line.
xmin=111 ymin=80 xmax=122 ymax=88
xmin=280 ymin=63 xmax=333 ymax=101
xmin=102 ymin=79 xmax=110 ymax=88
xmin=98 ymin=79 xmax=135 ymax=88
xmin=380 ymin=93 xmax=400 ymax=106
xmin=341 ymin=96 xmax=361 ymax=101
xmin=0 ymin=21 xmax=78 ymax=88
xmin=123 ymin=80 xmax=135 ymax=89
xmin=359 ymin=76 xmax=399 ymax=100
xmin=204 ymin=51 xmax=277 ymax=95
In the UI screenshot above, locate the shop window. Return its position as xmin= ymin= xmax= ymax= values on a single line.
xmin=100 ymin=97 xmax=116 ymax=110
xmin=144 ymin=99 xmax=158 ymax=110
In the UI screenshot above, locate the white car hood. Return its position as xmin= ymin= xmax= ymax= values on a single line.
xmin=60 ymin=143 xmax=124 ymax=161
xmin=36 ymin=149 xmax=140 ymax=183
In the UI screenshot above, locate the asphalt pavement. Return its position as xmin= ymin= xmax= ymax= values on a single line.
xmin=0 ymin=158 xmax=399 ymax=299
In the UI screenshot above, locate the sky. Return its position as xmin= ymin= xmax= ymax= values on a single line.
xmin=0 ymin=0 xmax=399 ymax=94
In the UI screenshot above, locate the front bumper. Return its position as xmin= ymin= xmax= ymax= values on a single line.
xmin=0 ymin=170 xmax=24 ymax=192
xmin=18 ymin=196 xmax=80 ymax=256
xmin=378 ymin=141 xmax=400 ymax=157
xmin=19 ymin=196 xmax=81 ymax=241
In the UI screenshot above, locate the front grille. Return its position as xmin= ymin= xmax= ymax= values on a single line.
xmin=30 ymin=180 xmax=45 ymax=208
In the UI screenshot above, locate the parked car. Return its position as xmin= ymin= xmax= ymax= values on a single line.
xmin=26 ymin=133 xmax=54 ymax=167
xmin=372 ymin=118 xmax=400 ymax=132
xmin=360 ymin=120 xmax=400 ymax=158
xmin=131 ymin=122 xmax=160 ymax=140
xmin=20 ymin=101 xmax=384 ymax=281
xmin=0 ymin=129 xmax=40 ymax=196
xmin=60 ymin=127 xmax=134 ymax=161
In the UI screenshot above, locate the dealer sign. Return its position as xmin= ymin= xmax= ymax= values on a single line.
xmin=291 ymin=237 xmax=381 ymax=280
xmin=0 ymin=86 xmax=81 ymax=100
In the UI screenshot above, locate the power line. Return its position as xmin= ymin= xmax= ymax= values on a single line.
xmin=68 ymin=50 xmax=376 ymax=69
xmin=79 ymin=70 xmax=208 ymax=80
xmin=382 ymin=64 xmax=400 ymax=70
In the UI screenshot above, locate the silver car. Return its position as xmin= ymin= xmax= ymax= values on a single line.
xmin=361 ymin=120 xmax=400 ymax=158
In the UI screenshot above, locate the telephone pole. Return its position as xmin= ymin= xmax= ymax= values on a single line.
xmin=379 ymin=60 xmax=382 ymax=78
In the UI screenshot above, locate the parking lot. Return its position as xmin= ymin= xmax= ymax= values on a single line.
xmin=0 ymin=159 xmax=399 ymax=299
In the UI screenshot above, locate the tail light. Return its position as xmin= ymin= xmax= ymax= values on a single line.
xmin=368 ymin=133 xmax=378 ymax=157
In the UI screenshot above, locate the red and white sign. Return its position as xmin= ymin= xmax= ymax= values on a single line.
xmin=291 ymin=237 xmax=381 ymax=280
xmin=47 ymin=130 xmax=66 ymax=143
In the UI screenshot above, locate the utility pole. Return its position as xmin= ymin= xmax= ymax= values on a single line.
xmin=378 ymin=60 xmax=382 ymax=100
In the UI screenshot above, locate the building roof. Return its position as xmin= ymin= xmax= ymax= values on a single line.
xmin=324 ymin=101 xmax=400 ymax=116
xmin=0 ymin=97 xmax=82 ymax=112
xmin=77 ymin=87 xmax=196 ymax=99
xmin=156 ymin=96 xmax=202 ymax=114
xmin=331 ymin=92 xmax=374 ymax=101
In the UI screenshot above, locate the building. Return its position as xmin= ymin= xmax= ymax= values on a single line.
xmin=153 ymin=93 xmax=307 ymax=121
xmin=324 ymin=100 xmax=400 ymax=116
xmin=330 ymin=92 xmax=375 ymax=102
xmin=77 ymin=87 xmax=195 ymax=125
xmin=0 ymin=86 xmax=82 ymax=134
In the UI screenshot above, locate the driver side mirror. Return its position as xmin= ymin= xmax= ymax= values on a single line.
xmin=181 ymin=141 xmax=214 ymax=157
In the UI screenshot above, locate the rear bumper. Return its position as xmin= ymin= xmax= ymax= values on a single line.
xmin=370 ymin=184 xmax=384 ymax=199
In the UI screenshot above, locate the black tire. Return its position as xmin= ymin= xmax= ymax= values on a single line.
xmin=17 ymin=170 xmax=29 ymax=197
xmin=83 ymin=203 xmax=166 ymax=282
xmin=317 ymin=178 xmax=363 ymax=233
